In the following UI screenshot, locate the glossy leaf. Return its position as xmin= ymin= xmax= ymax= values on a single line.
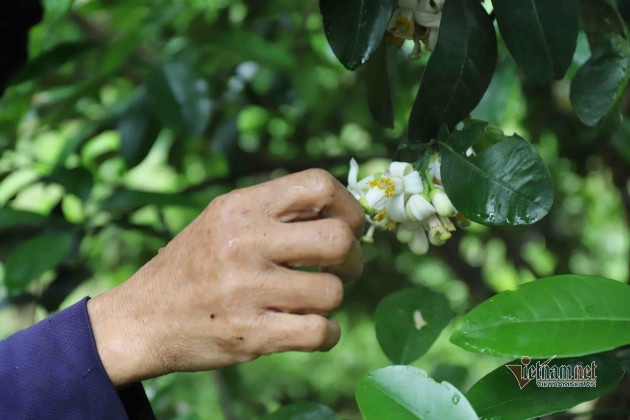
xmin=260 ymin=402 xmax=337 ymax=420
xmin=356 ymin=366 xmax=477 ymax=420
xmin=147 ymin=62 xmax=213 ymax=136
xmin=4 ymin=232 xmax=74 ymax=296
xmin=320 ymin=0 xmax=397 ymax=71
xmin=570 ymin=36 xmax=630 ymax=127
xmin=118 ymin=91 xmax=161 ymax=168
xmin=492 ymin=0 xmax=579 ymax=81
xmin=451 ymin=275 xmax=630 ymax=358
xmin=440 ymin=134 xmax=553 ymax=226
xmin=467 ymin=353 xmax=624 ymax=420
xmin=365 ymin=41 xmax=394 ymax=128
xmin=579 ymin=0 xmax=626 ymax=51
xmin=375 ymin=288 xmax=453 ymax=365
xmin=0 ymin=208 xmax=46 ymax=230
xmin=10 ymin=41 xmax=97 ymax=85
xmin=408 ymin=0 xmax=497 ymax=143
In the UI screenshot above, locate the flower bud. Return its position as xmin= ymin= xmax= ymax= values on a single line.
xmin=409 ymin=229 xmax=429 ymax=255
xmin=431 ymin=189 xmax=456 ymax=217
xmin=406 ymin=194 xmax=436 ymax=222
xmin=396 ymin=223 xmax=414 ymax=244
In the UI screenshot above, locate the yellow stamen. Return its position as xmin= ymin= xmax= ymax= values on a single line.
xmin=368 ymin=177 xmax=396 ymax=197
xmin=374 ymin=208 xmax=388 ymax=222
xmin=387 ymin=221 xmax=395 ymax=231
xmin=394 ymin=16 xmax=414 ymax=36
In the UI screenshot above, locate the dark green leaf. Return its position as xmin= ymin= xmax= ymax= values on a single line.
xmin=101 ymin=188 xmax=198 ymax=214
xmin=408 ymin=0 xmax=497 ymax=143
xmin=451 ymin=275 xmax=630 ymax=358
xmin=50 ymin=167 xmax=94 ymax=201
xmin=579 ymin=0 xmax=627 ymax=52
xmin=0 ymin=208 xmax=46 ymax=231
xmin=119 ymin=91 xmax=161 ymax=168
xmin=147 ymin=62 xmax=213 ymax=136
xmin=570 ymin=36 xmax=630 ymax=127
xmin=375 ymin=288 xmax=454 ymax=365
xmin=356 ymin=366 xmax=477 ymax=420
xmin=467 ymin=353 xmax=624 ymax=420
xmin=365 ymin=41 xmax=394 ymax=128
xmin=4 ymin=232 xmax=74 ymax=296
xmin=40 ymin=265 xmax=92 ymax=313
xmin=10 ymin=41 xmax=97 ymax=85
xmin=492 ymin=0 xmax=579 ymax=81
xmin=446 ymin=120 xmax=490 ymax=154
xmin=320 ymin=0 xmax=398 ymax=71
xmin=259 ymin=402 xmax=337 ymax=420
xmin=440 ymin=134 xmax=554 ymax=226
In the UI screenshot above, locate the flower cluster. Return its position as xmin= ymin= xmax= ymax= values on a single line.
xmin=348 ymin=156 xmax=468 ymax=255
xmin=387 ymin=0 xmax=444 ymax=58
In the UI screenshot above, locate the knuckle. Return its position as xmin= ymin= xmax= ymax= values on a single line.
xmin=308 ymin=169 xmax=337 ymax=200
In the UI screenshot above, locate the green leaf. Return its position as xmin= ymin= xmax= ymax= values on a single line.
xmin=118 ymin=91 xmax=161 ymax=168
xmin=10 ymin=41 xmax=97 ymax=85
xmin=570 ymin=36 xmax=630 ymax=127
xmin=319 ymin=0 xmax=398 ymax=71
xmin=365 ymin=41 xmax=394 ymax=128
xmin=259 ymin=402 xmax=337 ymax=420
xmin=43 ymin=0 xmax=74 ymax=20
xmin=4 ymin=233 xmax=74 ymax=296
xmin=356 ymin=366 xmax=477 ymax=420
xmin=467 ymin=353 xmax=624 ymax=420
xmin=440 ymin=134 xmax=554 ymax=226
xmin=579 ymin=0 xmax=627 ymax=52
xmin=147 ymin=62 xmax=213 ymax=136
xmin=0 ymin=208 xmax=46 ymax=231
xmin=375 ymin=288 xmax=454 ymax=365
xmin=492 ymin=0 xmax=579 ymax=81
xmin=451 ymin=275 xmax=630 ymax=358
xmin=408 ymin=0 xmax=497 ymax=143
xmin=204 ymin=32 xmax=296 ymax=70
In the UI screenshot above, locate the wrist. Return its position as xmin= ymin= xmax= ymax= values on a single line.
xmin=87 ymin=276 xmax=167 ymax=387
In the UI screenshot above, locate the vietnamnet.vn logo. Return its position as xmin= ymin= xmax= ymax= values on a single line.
xmin=506 ymin=356 xmax=597 ymax=389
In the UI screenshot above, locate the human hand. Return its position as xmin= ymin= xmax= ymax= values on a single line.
xmin=87 ymin=169 xmax=364 ymax=387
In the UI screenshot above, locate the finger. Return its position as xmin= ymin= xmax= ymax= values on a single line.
xmin=265 ymin=218 xmax=362 ymax=282
xmin=262 ymin=268 xmax=344 ymax=315
xmin=322 ymin=238 xmax=363 ymax=283
xmin=263 ymin=313 xmax=341 ymax=353
xmin=260 ymin=169 xmax=365 ymax=239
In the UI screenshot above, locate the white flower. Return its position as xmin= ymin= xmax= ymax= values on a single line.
xmin=431 ymin=189 xmax=457 ymax=217
xmin=405 ymin=194 xmax=436 ymax=222
xmin=396 ymin=223 xmax=415 ymax=243
xmin=415 ymin=0 xmax=444 ymax=52
xmin=428 ymin=155 xmax=442 ymax=183
xmin=387 ymin=7 xmax=416 ymax=40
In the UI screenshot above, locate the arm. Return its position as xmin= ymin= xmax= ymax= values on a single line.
xmin=1 ymin=169 xmax=364 ymax=416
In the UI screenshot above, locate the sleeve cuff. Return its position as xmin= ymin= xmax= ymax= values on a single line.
xmin=0 ymin=297 xmax=155 ymax=419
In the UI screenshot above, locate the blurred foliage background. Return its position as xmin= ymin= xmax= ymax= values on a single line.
xmin=1 ymin=0 xmax=630 ymax=418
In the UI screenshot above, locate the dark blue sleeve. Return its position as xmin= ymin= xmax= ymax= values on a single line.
xmin=0 ymin=297 xmax=155 ymax=419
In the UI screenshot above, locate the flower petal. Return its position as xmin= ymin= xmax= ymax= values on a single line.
xmin=389 ymin=161 xmax=413 ymax=178
xmin=406 ymin=194 xmax=436 ymax=221
xmin=403 ymin=171 xmax=423 ymax=194
xmin=385 ymin=193 xmax=407 ymax=223
xmin=415 ymin=11 xmax=441 ymax=28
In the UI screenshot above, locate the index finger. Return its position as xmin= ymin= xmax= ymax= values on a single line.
xmin=260 ymin=169 xmax=365 ymax=239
